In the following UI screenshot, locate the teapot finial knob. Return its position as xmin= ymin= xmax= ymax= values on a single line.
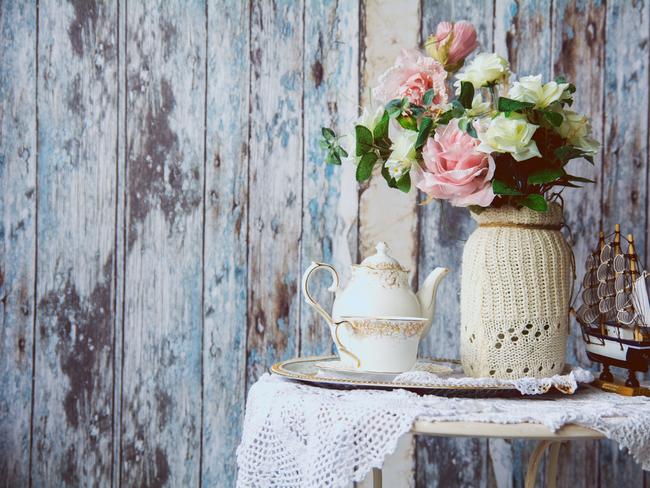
xmin=376 ymin=241 xmax=389 ymax=255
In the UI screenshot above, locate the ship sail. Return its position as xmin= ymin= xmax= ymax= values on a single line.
xmin=577 ymin=233 xmax=604 ymax=325
xmin=632 ymin=274 xmax=650 ymax=326
xmin=597 ymin=226 xmax=621 ymax=322
xmin=614 ymin=236 xmax=636 ymax=325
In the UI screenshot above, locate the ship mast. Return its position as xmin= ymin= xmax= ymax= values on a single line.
xmin=597 ymin=231 xmax=606 ymax=335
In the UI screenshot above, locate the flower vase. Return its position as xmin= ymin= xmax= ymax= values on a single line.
xmin=460 ymin=203 xmax=572 ymax=379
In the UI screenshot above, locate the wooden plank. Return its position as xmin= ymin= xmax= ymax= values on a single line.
xmin=300 ymin=0 xmax=359 ymax=357
xmin=417 ymin=2 xmax=494 ymax=487
xmin=599 ymin=1 xmax=650 ymax=487
xmin=111 ymin=0 xmax=127 ymax=486
xmin=601 ymin=0 xmax=649 ymax=260
xmin=201 ymin=1 xmax=250 ymax=486
xmin=358 ymin=2 xmax=420 ymax=486
xmin=358 ymin=0 xmax=419 ymax=273
xmin=492 ymin=2 xmax=555 ymax=487
xmin=120 ymin=1 xmax=205 ymax=485
xmin=552 ymin=0 xmax=606 ymax=374
xmin=0 ymin=1 xmax=37 ymax=485
xmin=550 ymin=1 xmax=607 ymax=487
xmin=494 ymin=0 xmax=553 ymax=76
xmin=31 ymin=0 xmax=118 ymax=485
xmin=246 ymin=0 xmax=303 ymax=385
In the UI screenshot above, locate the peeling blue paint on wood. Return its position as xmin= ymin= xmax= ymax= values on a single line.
xmin=551 ymin=1 xmax=606 ymax=485
xmin=201 ymin=0 xmax=250 ymax=486
xmin=120 ymin=0 xmax=206 ymax=486
xmin=246 ymin=0 xmax=303 ymax=386
xmin=1 ymin=1 xmax=650 ymax=486
xmin=598 ymin=1 xmax=650 ymax=486
xmin=0 ymin=1 xmax=37 ymax=485
xmin=300 ymin=0 xmax=360 ymax=357
xmin=30 ymin=0 xmax=118 ymax=486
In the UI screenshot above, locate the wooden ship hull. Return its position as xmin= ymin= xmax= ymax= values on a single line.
xmin=581 ymin=323 xmax=650 ymax=370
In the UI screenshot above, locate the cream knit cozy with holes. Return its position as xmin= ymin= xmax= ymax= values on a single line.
xmin=460 ymin=203 xmax=572 ymax=379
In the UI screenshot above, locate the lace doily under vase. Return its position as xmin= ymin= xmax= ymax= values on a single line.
xmin=393 ymin=366 xmax=594 ymax=395
xmin=237 ymin=374 xmax=650 ymax=488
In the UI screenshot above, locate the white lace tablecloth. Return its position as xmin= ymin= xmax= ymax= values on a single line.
xmin=236 ymin=374 xmax=650 ymax=488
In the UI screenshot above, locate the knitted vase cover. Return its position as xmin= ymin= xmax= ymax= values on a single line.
xmin=460 ymin=202 xmax=572 ymax=379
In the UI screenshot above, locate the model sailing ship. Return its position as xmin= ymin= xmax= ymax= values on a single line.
xmin=577 ymin=225 xmax=650 ymax=395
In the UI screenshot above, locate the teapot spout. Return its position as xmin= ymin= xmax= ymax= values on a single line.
xmin=416 ymin=267 xmax=449 ymax=335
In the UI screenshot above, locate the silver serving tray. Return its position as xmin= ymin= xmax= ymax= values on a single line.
xmin=270 ymin=355 xmax=524 ymax=397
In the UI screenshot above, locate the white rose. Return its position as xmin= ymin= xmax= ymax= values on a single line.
xmin=454 ymin=53 xmax=509 ymax=91
xmin=509 ymin=75 xmax=569 ymax=108
xmin=557 ymin=110 xmax=600 ymax=155
xmin=477 ymin=113 xmax=541 ymax=161
xmin=466 ymin=93 xmax=491 ymax=117
xmin=385 ymin=129 xmax=418 ymax=177
xmin=358 ymin=105 xmax=385 ymax=132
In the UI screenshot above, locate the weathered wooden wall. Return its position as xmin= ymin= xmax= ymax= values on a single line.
xmin=1 ymin=1 xmax=649 ymax=487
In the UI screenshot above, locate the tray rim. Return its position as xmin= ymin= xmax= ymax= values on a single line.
xmin=270 ymin=355 xmax=519 ymax=391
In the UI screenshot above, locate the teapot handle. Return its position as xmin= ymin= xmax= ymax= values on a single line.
xmin=301 ymin=262 xmax=339 ymax=326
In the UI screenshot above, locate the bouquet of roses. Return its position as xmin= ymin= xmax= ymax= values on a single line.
xmin=320 ymin=21 xmax=599 ymax=212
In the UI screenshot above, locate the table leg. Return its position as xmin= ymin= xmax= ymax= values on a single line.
xmin=545 ymin=442 xmax=562 ymax=488
xmin=372 ymin=467 xmax=382 ymax=488
xmin=524 ymin=440 xmax=551 ymax=488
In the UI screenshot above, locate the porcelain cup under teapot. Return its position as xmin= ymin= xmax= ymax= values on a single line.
xmin=301 ymin=242 xmax=448 ymax=372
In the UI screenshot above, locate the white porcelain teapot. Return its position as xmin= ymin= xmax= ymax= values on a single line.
xmin=301 ymin=242 xmax=449 ymax=338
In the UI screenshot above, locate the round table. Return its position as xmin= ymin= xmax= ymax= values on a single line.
xmin=371 ymin=421 xmax=605 ymax=488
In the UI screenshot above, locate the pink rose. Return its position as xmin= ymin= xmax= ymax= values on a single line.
xmin=373 ymin=49 xmax=448 ymax=106
xmin=414 ymin=120 xmax=495 ymax=207
xmin=426 ymin=21 xmax=478 ymax=71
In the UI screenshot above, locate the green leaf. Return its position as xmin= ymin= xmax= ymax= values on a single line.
xmin=334 ymin=145 xmax=348 ymax=158
xmin=355 ymin=152 xmax=378 ymax=182
xmin=385 ymin=99 xmax=404 ymax=118
xmin=553 ymin=181 xmax=582 ymax=188
xmin=423 ymin=88 xmax=436 ymax=107
xmin=396 ymin=173 xmax=411 ymax=193
xmin=373 ymin=111 xmax=390 ymax=140
xmin=374 ymin=136 xmax=391 ymax=152
xmin=497 ymin=97 xmax=535 ymax=112
xmin=415 ymin=117 xmax=434 ymax=149
xmin=397 ymin=114 xmax=418 ymax=131
xmin=437 ymin=109 xmax=455 ymax=125
xmin=437 ymin=102 xmax=465 ymax=124
xmin=381 ymin=165 xmax=397 ymax=188
xmin=542 ymin=110 xmax=563 ymax=127
xmin=410 ymin=105 xmax=425 ymax=117
xmin=325 ymin=150 xmax=342 ymax=165
xmin=566 ymin=174 xmax=595 ymax=183
xmin=520 ymin=194 xmax=548 ymax=212
xmin=451 ymin=100 xmax=465 ymax=113
xmin=319 ymin=139 xmax=330 ymax=150
xmin=458 ymin=118 xmax=477 ymax=137
xmin=555 ymin=75 xmax=567 ymax=84
xmin=459 ymin=81 xmax=475 ymax=109
xmin=466 ymin=122 xmax=477 ymax=138
xmin=355 ymin=125 xmax=374 ymax=156
xmin=554 ymin=145 xmax=593 ymax=164
xmin=321 ymin=127 xmax=336 ymax=141
xmin=492 ymin=179 xmax=523 ymax=196
xmin=527 ymin=168 xmax=565 ymax=185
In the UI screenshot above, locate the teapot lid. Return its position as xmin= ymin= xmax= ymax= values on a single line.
xmin=358 ymin=242 xmax=406 ymax=271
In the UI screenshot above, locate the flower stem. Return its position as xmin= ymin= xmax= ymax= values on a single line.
xmin=489 ymin=84 xmax=498 ymax=110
